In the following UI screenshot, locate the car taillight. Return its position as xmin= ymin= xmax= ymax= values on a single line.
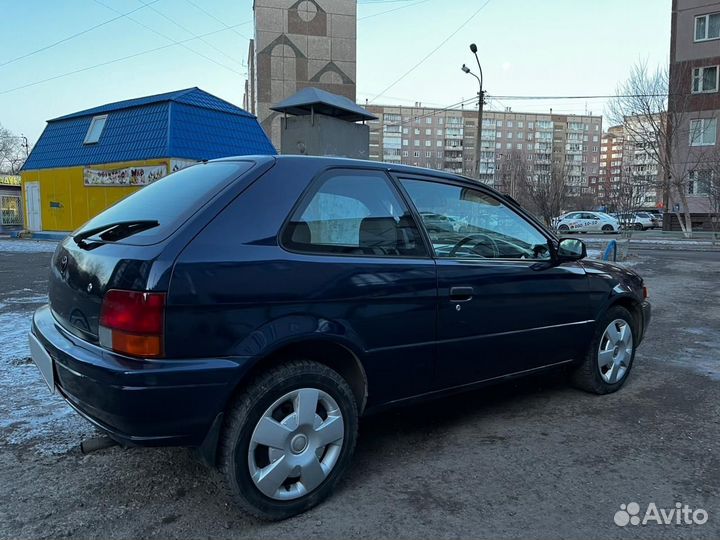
xmin=99 ymin=290 xmax=165 ymax=357
xmin=643 ymin=286 xmax=649 ymax=299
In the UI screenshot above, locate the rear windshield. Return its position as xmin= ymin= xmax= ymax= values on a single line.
xmin=75 ymin=161 xmax=255 ymax=245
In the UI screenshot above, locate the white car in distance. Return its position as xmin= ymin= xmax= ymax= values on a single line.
xmin=556 ymin=211 xmax=620 ymax=234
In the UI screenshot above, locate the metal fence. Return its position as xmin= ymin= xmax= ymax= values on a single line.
xmin=1 ymin=195 xmax=23 ymax=226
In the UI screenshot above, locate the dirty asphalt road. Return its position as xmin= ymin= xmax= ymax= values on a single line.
xmin=0 ymin=242 xmax=718 ymax=539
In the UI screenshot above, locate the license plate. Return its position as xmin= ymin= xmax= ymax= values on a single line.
xmin=29 ymin=333 xmax=55 ymax=394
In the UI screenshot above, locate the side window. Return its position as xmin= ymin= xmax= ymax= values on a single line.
xmin=400 ymin=178 xmax=550 ymax=260
xmin=582 ymin=213 xmax=598 ymax=220
xmin=282 ymin=170 xmax=427 ymax=257
xmin=565 ymin=212 xmax=580 ymax=220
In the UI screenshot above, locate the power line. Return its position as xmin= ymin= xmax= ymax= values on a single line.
xmin=0 ymin=23 xmax=248 ymax=96
xmin=0 ymin=0 xmax=161 ymax=69
xmin=93 ymin=0 xmax=244 ymax=76
xmin=137 ymin=0 xmax=244 ymax=69
xmin=184 ymin=0 xmax=251 ymax=40
xmin=359 ymin=0 xmax=432 ymax=20
xmin=369 ymin=0 xmax=493 ymax=103
xmin=369 ymin=96 xmax=479 ymax=132
xmin=489 ymin=94 xmax=667 ymax=100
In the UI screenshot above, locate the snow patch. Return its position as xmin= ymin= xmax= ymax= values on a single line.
xmin=0 ymin=239 xmax=58 ymax=253
xmin=0 ymin=311 xmax=95 ymax=455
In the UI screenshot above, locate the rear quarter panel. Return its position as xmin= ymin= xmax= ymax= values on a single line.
xmin=166 ymin=159 xmax=438 ymax=407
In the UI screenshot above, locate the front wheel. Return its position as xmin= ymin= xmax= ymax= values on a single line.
xmin=218 ymin=360 xmax=359 ymax=520
xmin=571 ymin=306 xmax=636 ymax=394
xmin=558 ymin=224 xmax=570 ymax=233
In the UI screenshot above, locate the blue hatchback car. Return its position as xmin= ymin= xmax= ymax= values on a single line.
xmin=30 ymin=155 xmax=650 ymax=519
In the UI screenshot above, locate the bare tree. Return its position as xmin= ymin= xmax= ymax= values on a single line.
xmin=607 ymin=61 xmax=716 ymax=234
xmin=0 ymin=124 xmax=27 ymax=174
xmin=496 ymin=149 xmax=530 ymax=200
xmin=517 ymin=154 xmax=570 ymax=226
xmin=699 ymin=148 xmax=720 ymax=235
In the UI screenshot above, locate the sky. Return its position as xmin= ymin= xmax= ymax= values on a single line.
xmin=0 ymin=0 xmax=671 ymax=144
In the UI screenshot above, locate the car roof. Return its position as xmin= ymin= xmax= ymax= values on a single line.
xmin=209 ymin=154 xmax=491 ymax=190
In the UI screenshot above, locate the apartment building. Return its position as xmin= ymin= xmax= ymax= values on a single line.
xmin=594 ymin=120 xmax=661 ymax=210
xmin=364 ymin=104 xmax=602 ymax=194
xmin=669 ymin=0 xmax=720 ymax=215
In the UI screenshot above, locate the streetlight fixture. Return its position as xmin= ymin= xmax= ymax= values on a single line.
xmin=461 ymin=43 xmax=485 ymax=179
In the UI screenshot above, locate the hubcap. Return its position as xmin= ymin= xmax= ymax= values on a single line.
xmin=598 ymin=319 xmax=633 ymax=384
xmin=248 ymin=388 xmax=344 ymax=501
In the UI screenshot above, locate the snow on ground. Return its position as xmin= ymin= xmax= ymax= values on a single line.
xmin=0 ymin=239 xmax=58 ymax=253
xmin=0 ymin=244 xmax=95 ymax=454
xmin=0 ymin=310 xmax=95 ymax=455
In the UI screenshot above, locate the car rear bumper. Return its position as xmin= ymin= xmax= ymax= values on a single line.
xmin=30 ymin=305 xmax=252 ymax=447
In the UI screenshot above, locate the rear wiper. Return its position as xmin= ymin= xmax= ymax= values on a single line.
xmin=73 ymin=220 xmax=160 ymax=245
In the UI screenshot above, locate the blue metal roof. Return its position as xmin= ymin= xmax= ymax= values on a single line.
xmin=23 ymin=88 xmax=275 ymax=170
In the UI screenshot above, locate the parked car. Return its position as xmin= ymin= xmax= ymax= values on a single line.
xmin=555 ymin=211 xmax=620 ymax=233
xmin=615 ymin=212 xmax=661 ymax=230
xmin=30 ymin=156 xmax=651 ymax=520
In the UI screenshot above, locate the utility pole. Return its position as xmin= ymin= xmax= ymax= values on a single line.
xmin=462 ymin=43 xmax=485 ymax=180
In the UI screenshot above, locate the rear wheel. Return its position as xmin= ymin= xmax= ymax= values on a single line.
xmin=601 ymin=224 xmax=614 ymax=233
xmin=634 ymin=223 xmax=644 ymax=231
xmin=218 ymin=360 xmax=358 ymax=520
xmin=571 ymin=306 xmax=636 ymax=394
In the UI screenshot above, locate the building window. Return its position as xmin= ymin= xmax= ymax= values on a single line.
xmin=424 ymin=128 xmax=431 ymax=135
xmin=425 ymin=151 xmax=432 ymax=157
xmin=507 ymin=121 xmax=513 ymax=128
xmin=688 ymin=170 xmax=714 ymax=195
xmin=414 ymin=140 xmax=420 ymax=147
xmin=414 ymin=129 xmax=420 ymax=135
xmin=507 ymin=132 xmax=513 ymax=139
xmin=402 ymin=139 xmax=408 ymax=146
xmin=692 ymin=66 xmax=719 ymax=93
xmin=402 ymin=150 xmax=408 ymax=157
xmin=506 ymin=143 xmax=512 ymax=149
xmin=528 ymin=122 xmax=534 ymax=129
xmin=517 ymin=143 xmax=522 ymax=150
xmin=695 ymin=13 xmax=720 ymax=41
xmin=518 ymin=121 xmax=524 ymax=128
xmin=437 ymin=151 xmax=443 ymax=158
xmin=414 ymin=151 xmax=420 ymax=157
xmin=426 ymin=117 xmax=433 ymax=124
xmin=436 ymin=129 xmax=443 ymax=136
xmin=689 ymin=118 xmax=717 ymax=146
xmin=496 ymin=142 xmax=502 ymax=149
xmin=436 ymin=140 xmax=442 ymax=147
xmin=83 ymin=115 xmax=108 ymax=144
xmin=425 ymin=140 xmax=431 ymax=147
xmin=496 ymin=120 xmax=502 ymax=128
xmin=403 ymin=127 xmax=409 ymax=134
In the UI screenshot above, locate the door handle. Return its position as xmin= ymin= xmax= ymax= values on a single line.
xmin=449 ymin=286 xmax=474 ymax=302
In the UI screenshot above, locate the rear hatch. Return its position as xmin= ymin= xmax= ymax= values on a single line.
xmin=48 ymin=159 xmax=265 ymax=342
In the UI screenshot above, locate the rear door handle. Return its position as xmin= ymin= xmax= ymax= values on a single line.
xmin=449 ymin=286 xmax=474 ymax=302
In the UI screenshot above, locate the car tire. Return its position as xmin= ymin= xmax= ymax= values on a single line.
xmin=218 ymin=360 xmax=359 ymax=520
xmin=558 ymin=224 xmax=570 ymax=233
xmin=571 ymin=306 xmax=636 ymax=395
xmin=634 ymin=223 xmax=644 ymax=231
xmin=601 ymin=224 xmax=614 ymax=233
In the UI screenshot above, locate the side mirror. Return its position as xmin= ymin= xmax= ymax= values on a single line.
xmin=557 ymin=238 xmax=586 ymax=262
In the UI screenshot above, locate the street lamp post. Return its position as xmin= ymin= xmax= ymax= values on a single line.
xmin=461 ymin=43 xmax=484 ymax=180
